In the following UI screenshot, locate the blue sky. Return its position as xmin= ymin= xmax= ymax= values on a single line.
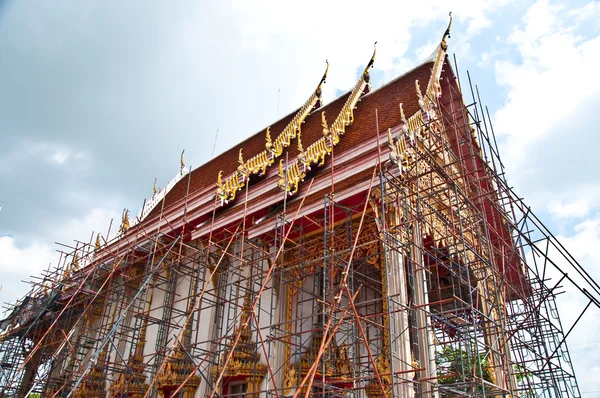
xmin=0 ymin=0 xmax=599 ymax=394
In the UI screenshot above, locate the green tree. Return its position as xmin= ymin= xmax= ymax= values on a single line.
xmin=436 ymin=345 xmax=492 ymax=388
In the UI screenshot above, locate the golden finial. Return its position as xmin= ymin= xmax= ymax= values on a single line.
xmin=297 ymin=132 xmax=303 ymax=152
xmin=278 ymin=159 xmax=285 ymax=179
xmin=95 ymin=233 xmax=101 ymax=251
xmin=153 ymin=178 xmax=158 ymax=195
xmin=399 ymin=103 xmax=407 ymax=123
xmin=441 ymin=12 xmax=452 ymax=51
xmin=72 ymin=252 xmax=79 ymax=270
xmin=316 ymin=60 xmax=329 ymax=96
xmin=415 ymin=80 xmax=425 ymax=110
xmin=120 ymin=208 xmax=130 ymax=233
xmin=321 ymin=111 xmax=329 ymax=136
xmin=63 ymin=262 xmax=71 ymax=280
xmin=180 ymin=149 xmax=185 ymax=171
xmin=363 ymin=41 xmax=377 ymax=79
xmin=237 ymin=148 xmax=248 ymax=178
xmin=216 ymin=170 xmax=224 ymax=191
xmin=415 ymin=80 xmax=423 ymax=99
xmin=399 ymin=103 xmax=409 ymax=134
xmin=265 ymin=127 xmax=273 ymax=152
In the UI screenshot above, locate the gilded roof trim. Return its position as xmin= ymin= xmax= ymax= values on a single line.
xmin=279 ymin=44 xmax=377 ymax=195
xmin=216 ymin=62 xmax=329 ymax=204
xmin=424 ymin=13 xmax=452 ymax=110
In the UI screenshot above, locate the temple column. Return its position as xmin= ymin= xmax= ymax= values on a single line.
xmin=411 ymin=223 xmax=438 ymax=397
xmin=386 ymin=233 xmax=414 ymax=398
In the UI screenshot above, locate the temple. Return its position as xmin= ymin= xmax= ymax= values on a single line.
xmin=0 ymin=17 xmax=586 ymax=398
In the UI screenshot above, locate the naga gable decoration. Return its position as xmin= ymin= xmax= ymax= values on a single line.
xmin=216 ymin=62 xmax=329 ymax=204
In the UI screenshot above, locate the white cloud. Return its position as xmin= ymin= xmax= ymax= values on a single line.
xmin=486 ymin=5 xmax=600 ymax=393
xmin=0 ymin=206 xmax=119 ymax=308
xmin=533 ymin=214 xmax=600 ymax=395
xmin=49 ymin=148 xmax=70 ymax=164
xmin=545 ymin=183 xmax=600 ymax=219
xmin=0 ymin=236 xmax=55 ymax=310
xmin=493 ymin=0 xmax=600 ymax=174
xmin=548 ymin=199 xmax=591 ymax=218
xmin=225 ymin=0 xmax=514 ymax=105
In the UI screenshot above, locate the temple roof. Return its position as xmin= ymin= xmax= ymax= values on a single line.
xmin=145 ymin=57 xmax=436 ymax=221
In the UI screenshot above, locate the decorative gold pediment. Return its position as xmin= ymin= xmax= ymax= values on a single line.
xmin=119 ymin=208 xmax=130 ymax=234
xmin=156 ymin=279 xmax=201 ymax=398
xmin=278 ymin=45 xmax=377 ymax=196
xmin=211 ymin=290 xmax=267 ymax=398
xmin=216 ymin=62 xmax=328 ymax=204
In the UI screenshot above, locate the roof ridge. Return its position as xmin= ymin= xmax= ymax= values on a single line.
xmin=278 ymin=44 xmax=377 ymax=195
xmin=216 ymin=62 xmax=330 ymax=204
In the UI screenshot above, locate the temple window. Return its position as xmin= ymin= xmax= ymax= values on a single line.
xmin=226 ymin=381 xmax=248 ymax=398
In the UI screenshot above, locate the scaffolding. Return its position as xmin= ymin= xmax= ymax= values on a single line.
xmin=0 ymin=46 xmax=595 ymax=398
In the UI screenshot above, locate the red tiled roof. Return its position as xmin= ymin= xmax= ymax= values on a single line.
xmin=148 ymin=60 xmax=434 ymax=219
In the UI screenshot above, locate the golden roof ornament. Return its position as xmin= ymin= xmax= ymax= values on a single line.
xmin=265 ymin=127 xmax=273 ymax=152
xmin=95 ymin=233 xmax=101 ymax=251
xmin=110 ymin=290 xmax=154 ymax=396
xmin=321 ymin=111 xmax=329 ymax=137
xmin=211 ymin=271 xmax=267 ymax=398
xmin=180 ymin=149 xmax=185 ymax=172
xmin=277 ymin=159 xmax=285 ymax=190
xmin=280 ymin=46 xmax=375 ymax=197
xmin=119 ymin=208 xmax=130 ymax=234
xmin=297 ymin=132 xmax=304 ymax=152
xmin=72 ymin=252 xmax=79 ymax=271
xmin=316 ymin=60 xmax=329 ymax=98
xmin=237 ymin=148 xmax=248 ymax=179
xmin=157 ymin=279 xmax=201 ymax=397
xmin=415 ymin=79 xmax=426 ymax=111
xmin=74 ymin=304 xmax=119 ymax=398
xmin=363 ymin=42 xmax=377 ymax=81
xmin=441 ymin=12 xmax=452 ymax=51
xmin=217 ymin=62 xmax=330 ymax=203
xmin=153 ymin=178 xmax=158 ymax=196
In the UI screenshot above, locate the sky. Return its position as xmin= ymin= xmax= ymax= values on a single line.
xmin=0 ymin=0 xmax=599 ymax=394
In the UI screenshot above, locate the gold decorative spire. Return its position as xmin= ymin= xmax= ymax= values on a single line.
xmin=364 ymin=41 xmax=377 ymax=79
xmin=74 ymin=304 xmax=119 ymax=398
xmin=110 ymin=290 xmax=154 ymax=397
xmin=119 ymin=209 xmax=130 ymax=234
xmin=72 ymin=252 xmax=79 ymax=271
xmin=297 ymin=131 xmax=304 ymax=152
xmin=216 ymin=62 xmax=329 ymax=204
xmin=156 ymin=277 xmax=201 ymax=397
xmin=237 ymin=148 xmax=248 ymax=179
xmin=180 ymin=149 xmax=185 ymax=171
xmin=95 ymin=233 xmax=101 ymax=252
xmin=415 ymin=79 xmax=425 ymax=111
xmin=441 ymin=12 xmax=452 ymax=51
xmin=210 ymin=267 xmax=267 ymax=398
xmin=279 ymin=46 xmax=376 ymax=196
xmin=277 ymin=159 xmax=285 ymax=189
xmin=399 ymin=103 xmax=407 ymax=125
xmin=153 ymin=178 xmax=158 ymax=195
xmin=423 ymin=12 xmax=453 ymax=108
xmin=316 ymin=60 xmax=329 ymax=97
xmin=265 ymin=127 xmax=273 ymax=152
xmin=321 ymin=111 xmax=329 ymax=136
